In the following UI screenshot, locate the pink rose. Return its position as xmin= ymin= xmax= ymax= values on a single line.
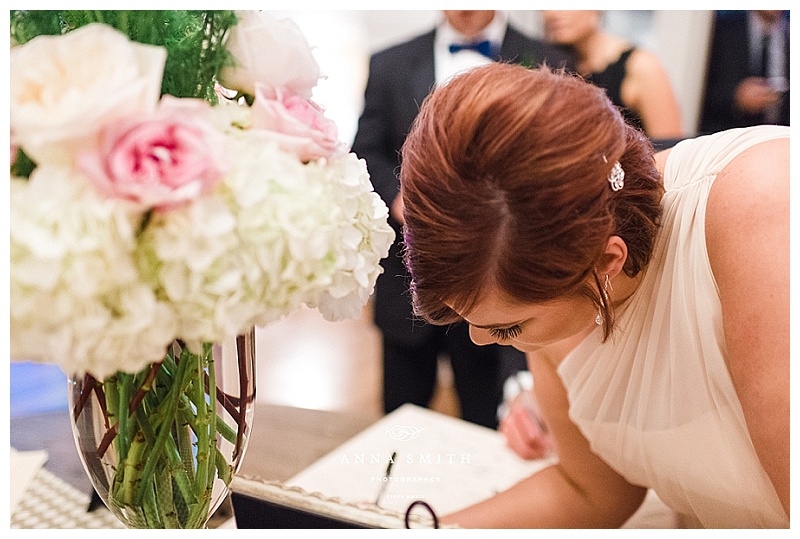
xmin=76 ymin=96 xmax=228 ymax=210
xmin=10 ymin=24 xmax=165 ymax=167
xmin=251 ymin=83 xmax=341 ymax=162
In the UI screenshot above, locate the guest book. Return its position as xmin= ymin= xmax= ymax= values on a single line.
xmin=230 ymin=403 xmax=550 ymax=528
xmin=230 ymin=403 xmax=678 ymax=528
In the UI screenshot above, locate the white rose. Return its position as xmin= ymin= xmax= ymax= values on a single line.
xmin=10 ymin=23 xmax=166 ymax=167
xmin=219 ymin=11 xmax=321 ymax=99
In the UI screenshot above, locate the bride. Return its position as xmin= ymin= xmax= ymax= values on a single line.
xmin=398 ymin=62 xmax=788 ymax=528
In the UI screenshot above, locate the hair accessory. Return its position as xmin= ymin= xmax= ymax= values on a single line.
xmin=608 ymin=161 xmax=625 ymax=191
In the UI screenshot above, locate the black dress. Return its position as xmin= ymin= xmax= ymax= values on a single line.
xmin=584 ymin=48 xmax=645 ymax=133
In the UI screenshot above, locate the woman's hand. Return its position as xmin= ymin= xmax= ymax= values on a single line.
xmin=499 ymin=392 xmax=554 ymax=460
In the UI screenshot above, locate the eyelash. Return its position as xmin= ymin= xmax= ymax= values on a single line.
xmin=487 ymin=325 xmax=522 ymax=341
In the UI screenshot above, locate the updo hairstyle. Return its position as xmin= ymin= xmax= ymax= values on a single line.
xmin=400 ymin=63 xmax=663 ymax=339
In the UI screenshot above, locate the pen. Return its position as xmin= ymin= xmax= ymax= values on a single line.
xmin=374 ymin=451 xmax=397 ymax=506
xmin=515 ymin=377 xmax=548 ymax=434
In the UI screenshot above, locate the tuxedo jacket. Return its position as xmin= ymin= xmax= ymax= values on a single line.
xmin=699 ymin=10 xmax=790 ymax=134
xmin=353 ymin=25 xmax=574 ymax=345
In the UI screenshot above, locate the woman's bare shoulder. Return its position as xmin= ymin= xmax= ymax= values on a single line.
xmin=653 ymin=148 xmax=671 ymax=178
xmin=708 ymin=138 xmax=788 ymax=221
xmin=705 ymin=136 xmax=789 ymax=299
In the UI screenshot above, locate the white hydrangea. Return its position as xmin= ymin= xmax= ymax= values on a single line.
xmin=137 ymin=122 xmax=394 ymax=352
xmin=304 ymin=153 xmax=396 ymax=321
xmin=10 ymin=70 xmax=394 ymax=379
xmin=10 ymin=168 xmax=176 ymax=378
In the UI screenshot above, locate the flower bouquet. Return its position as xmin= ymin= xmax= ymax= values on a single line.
xmin=10 ymin=10 xmax=394 ymax=529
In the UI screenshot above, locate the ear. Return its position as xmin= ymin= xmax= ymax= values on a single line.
xmin=596 ymin=235 xmax=628 ymax=279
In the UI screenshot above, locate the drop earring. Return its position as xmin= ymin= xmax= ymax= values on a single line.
xmin=595 ymin=274 xmax=612 ymax=326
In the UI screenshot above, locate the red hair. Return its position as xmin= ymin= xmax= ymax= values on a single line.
xmin=400 ymin=63 xmax=662 ymax=339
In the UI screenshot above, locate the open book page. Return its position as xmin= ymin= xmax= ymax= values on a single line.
xmin=285 ymin=403 xmax=553 ymax=516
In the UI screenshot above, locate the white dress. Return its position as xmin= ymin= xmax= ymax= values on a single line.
xmin=556 ymin=125 xmax=789 ymax=528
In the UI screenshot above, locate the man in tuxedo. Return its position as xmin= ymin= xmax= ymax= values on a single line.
xmin=699 ymin=10 xmax=789 ymax=134
xmin=353 ymin=10 xmax=573 ymax=429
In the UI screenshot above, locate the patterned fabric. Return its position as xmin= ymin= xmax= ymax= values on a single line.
xmin=11 ymin=466 xmax=124 ymax=529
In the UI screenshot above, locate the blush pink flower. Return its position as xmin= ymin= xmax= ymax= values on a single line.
xmin=251 ymin=83 xmax=341 ymax=162
xmin=77 ymin=96 xmax=228 ymax=210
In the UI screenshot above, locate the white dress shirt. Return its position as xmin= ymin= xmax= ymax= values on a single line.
xmin=433 ymin=12 xmax=508 ymax=86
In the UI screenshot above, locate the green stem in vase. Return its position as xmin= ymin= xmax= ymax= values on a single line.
xmin=205 ymin=342 xmax=218 ymax=488
xmin=185 ymin=343 xmax=216 ymax=528
xmin=121 ymin=431 xmax=148 ymax=505
xmin=163 ymin=433 xmax=199 ymax=508
xmin=66 ymin=327 xmax=255 ymax=528
xmin=132 ymin=406 xmax=197 ymax=527
xmin=214 ymin=410 xmax=237 ymax=444
xmin=116 ymin=372 xmax=136 ymax=459
xmin=80 ymin=333 xmax=249 ymax=528
xmin=142 ymin=472 xmax=164 ymax=527
xmin=131 ymin=346 xmax=192 ymax=507
xmin=134 ymin=405 xmax=156 ymax=445
xmin=103 ymin=375 xmax=120 ymax=428
xmin=198 ymin=342 xmax=224 ymax=523
xmin=174 ymin=398 xmax=197 ymax=482
xmin=214 ymin=446 xmax=232 ymax=485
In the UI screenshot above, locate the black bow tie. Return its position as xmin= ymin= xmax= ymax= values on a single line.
xmin=449 ymin=40 xmax=494 ymax=59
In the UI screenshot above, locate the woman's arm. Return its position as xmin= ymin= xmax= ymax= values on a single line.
xmin=622 ymin=49 xmax=683 ymax=140
xmin=443 ymin=350 xmax=646 ymax=528
xmin=705 ymin=137 xmax=790 ymax=516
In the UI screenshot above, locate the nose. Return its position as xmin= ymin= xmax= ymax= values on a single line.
xmin=468 ymin=325 xmax=496 ymax=346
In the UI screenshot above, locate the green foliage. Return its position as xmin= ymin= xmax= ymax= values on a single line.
xmin=10 ymin=10 xmax=239 ymax=103
xmin=10 ymin=148 xmax=35 ymax=179
xmin=10 ymin=10 xmax=62 ymax=42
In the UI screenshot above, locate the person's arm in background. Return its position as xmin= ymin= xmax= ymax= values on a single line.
xmin=623 ymin=48 xmax=683 ymax=140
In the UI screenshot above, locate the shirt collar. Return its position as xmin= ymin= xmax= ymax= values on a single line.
xmin=436 ymin=11 xmax=507 ymax=50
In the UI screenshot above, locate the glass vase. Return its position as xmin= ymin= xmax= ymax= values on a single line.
xmin=68 ymin=329 xmax=256 ymax=528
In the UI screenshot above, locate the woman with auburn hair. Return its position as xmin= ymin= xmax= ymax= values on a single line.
xmin=400 ymin=63 xmax=788 ymax=528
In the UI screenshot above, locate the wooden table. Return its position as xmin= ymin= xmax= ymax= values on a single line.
xmin=239 ymin=404 xmax=378 ymax=482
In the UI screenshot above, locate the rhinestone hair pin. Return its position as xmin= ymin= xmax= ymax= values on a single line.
xmin=608 ymin=162 xmax=625 ymax=191
xmin=602 ymin=155 xmax=625 ymax=191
